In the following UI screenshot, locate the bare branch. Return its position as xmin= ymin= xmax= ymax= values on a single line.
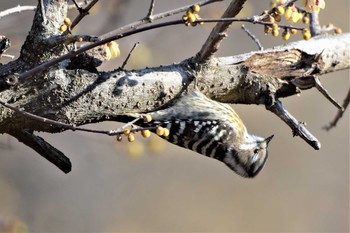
xmin=65 ymin=0 xmax=100 ymax=33
xmin=0 ymin=99 xmax=153 ymax=137
xmin=7 ymin=130 xmax=72 ymax=173
xmin=267 ymin=100 xmax=321 ymax=150
xmin=195 ymin=0 xmax=247 ymax=62
xmin=0 ymin=1 xmax=91 ymax=19
xmin=0 ymin=5 xmax=36 ymax=19
xmin=100 ymin=0 xmax=222 ymax=39
xmin=146 ymin=0 xmax=156 ymax=20
xmin=241 ymin=24 xmax=263 ymax=50
xmin=324 ymin=88 xmax=350 ymax=130
xmin=120 ymin=42 xmax=140 ymax=70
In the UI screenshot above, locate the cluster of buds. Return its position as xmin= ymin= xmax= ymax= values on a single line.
xmin=284 ymin=5 xmax=309 ymax=24
xmin=115 ymin=114 xmax=169 ymax=143
xmin=266 ymin=0 xmax=341 ymax=41
xmin=271 ymin=0 xmax=326 ymax=13
xmin=59 ymin=17 xmax=72 ymax=32
xmin=262 ymin=6 xmax=305 ymax=40
xmin=263 ymin=2 xmax=314 ymax=41
xmin=182 ymin=4 xmax=203 ymax=27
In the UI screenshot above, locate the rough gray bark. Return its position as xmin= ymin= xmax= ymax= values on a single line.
xmin=0 ymin=0 xmax=349 ymax=173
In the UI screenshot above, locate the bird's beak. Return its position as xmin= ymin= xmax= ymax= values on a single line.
xmin=264 ymin=135 xmax=274 ymax=145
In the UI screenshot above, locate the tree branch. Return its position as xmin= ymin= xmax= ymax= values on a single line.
xmin=195 ymin=0 xmax=247 ymax=62
xmin=7 ymin=129 xmax=71 ymax=173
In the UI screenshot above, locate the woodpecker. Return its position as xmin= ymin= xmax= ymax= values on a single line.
xmin=133 ymin=91 xmax=273 ymax=178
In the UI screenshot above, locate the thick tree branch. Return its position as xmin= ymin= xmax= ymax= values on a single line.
xmin=1 ymin=33 xmax=348 ymax=128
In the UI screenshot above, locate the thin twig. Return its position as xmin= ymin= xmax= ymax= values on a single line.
xmin=100 ymin=0 xmax=222 ymax=39
xmin=64 ymin=0 xmax=100 ymax=34
xmin=71 ymin=0 xmax=84 ymax=12
xmin=323 ymin=88 xmax=350 ymax=131
xmin=146 ymin=0 xmax=156 ymax=20
xmin=0 ymin=99 xmax=153 ymax=136
xmin=46 ymin=34 xmax=99 ymax=47
xmin=241 ymin=24 xmax=263 ymax=50
xmin=197 ymin=18 xmax=304 ymax=30
xmin=0 ymin=2 xmax=90 ymax=19
xmin=314 ymin=77 xmax=344 ymax=111
xmin=120 ymin=42 xmax=140 ymax=70
xmin=68 ymin=1 xmax=92 ymax=10
xmin=291 ymin=74 xmax=344 ymax=111
xmin=267 ymin=100 xmax=321 ymax=150
xmin=0 ymin=5 xmax=36 ymax=19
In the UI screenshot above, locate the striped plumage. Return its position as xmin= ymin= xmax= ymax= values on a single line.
xmin=138 ymin=91 xmax=273 ymax=178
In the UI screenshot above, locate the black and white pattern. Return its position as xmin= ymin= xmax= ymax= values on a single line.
xmin=137 ymin=91 xmax=274 ymax=178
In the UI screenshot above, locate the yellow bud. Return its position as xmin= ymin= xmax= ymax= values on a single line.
xmin=104 ymin=45 xmax=112 ymax=61
xmin=193 ymin=13 xmax=201 ymax=19
xmin=123 ymin=129 xmax=131 ymax=136
xmin=59 ymin=24 xmax=67 ymax=32
xmin=276 ymin=6 xmax=285 ymax=15
xmin=284 ymin=6 xmax=293 ymax=20
xmin=282 ymin=30 xmax=290 ymax=40
xmin=192 ymin=4 xmax=200 ymax=12
xmin=77 ymin=37 xmax=83 ymax=42
xmin=289 ymin=28 xmax=298 ymax=35
xmin=142 ymin=114 xmax=152 ymax=123
xmin=127 ymin=134 xmax=135 ymax=142
xmin=64 ymin=17 xmax=72 ymax=26
xmin=274 ymin=14 xmax=281 ymax=22
xmin=141 ymin=129 xmax=151 ymax=138
xmin=290 ymin=11 xmax=301 ymax=23
xmin=334 ymin=27 xmax=342 ymax=34
xmin=107 ymin=41 xmax=120 ymax=59
xmin=302 ymin=28 xmax=311 ymax=40
xmin=116 ymin=135 xmax=122 ymax=142
xmin=163 ymin=128 xmax=170 ymax=137
xmin=272 ymin=23 xmax=279 ymax=30
xmin=156 ymin=126 xmax=165 ymax=136
xmin=263 ymin=15 xmax=275 ymax=23
xmin=187 ymin=11 xmax=196 ymax=23
xmin=264 ymin=25 xmax=272 ymax=34
xmin=272 ymin=29 xmax=279 ymax=37
xmin=302 ymin=15 xmax=310 ymax=24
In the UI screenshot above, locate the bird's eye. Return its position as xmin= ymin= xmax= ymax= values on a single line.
xmin=253 ymin=148 xmax=259 ymax=154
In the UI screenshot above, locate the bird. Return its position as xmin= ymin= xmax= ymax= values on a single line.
xmin=132 ymin=91 xmax=273 ymax=178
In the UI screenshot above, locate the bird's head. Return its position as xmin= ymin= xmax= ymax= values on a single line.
xmin=223 ymin=135 xmax=274 ymax=177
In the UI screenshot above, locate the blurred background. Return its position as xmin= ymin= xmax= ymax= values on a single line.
xmin=0 ymin=0 xmax=348 ymax=232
